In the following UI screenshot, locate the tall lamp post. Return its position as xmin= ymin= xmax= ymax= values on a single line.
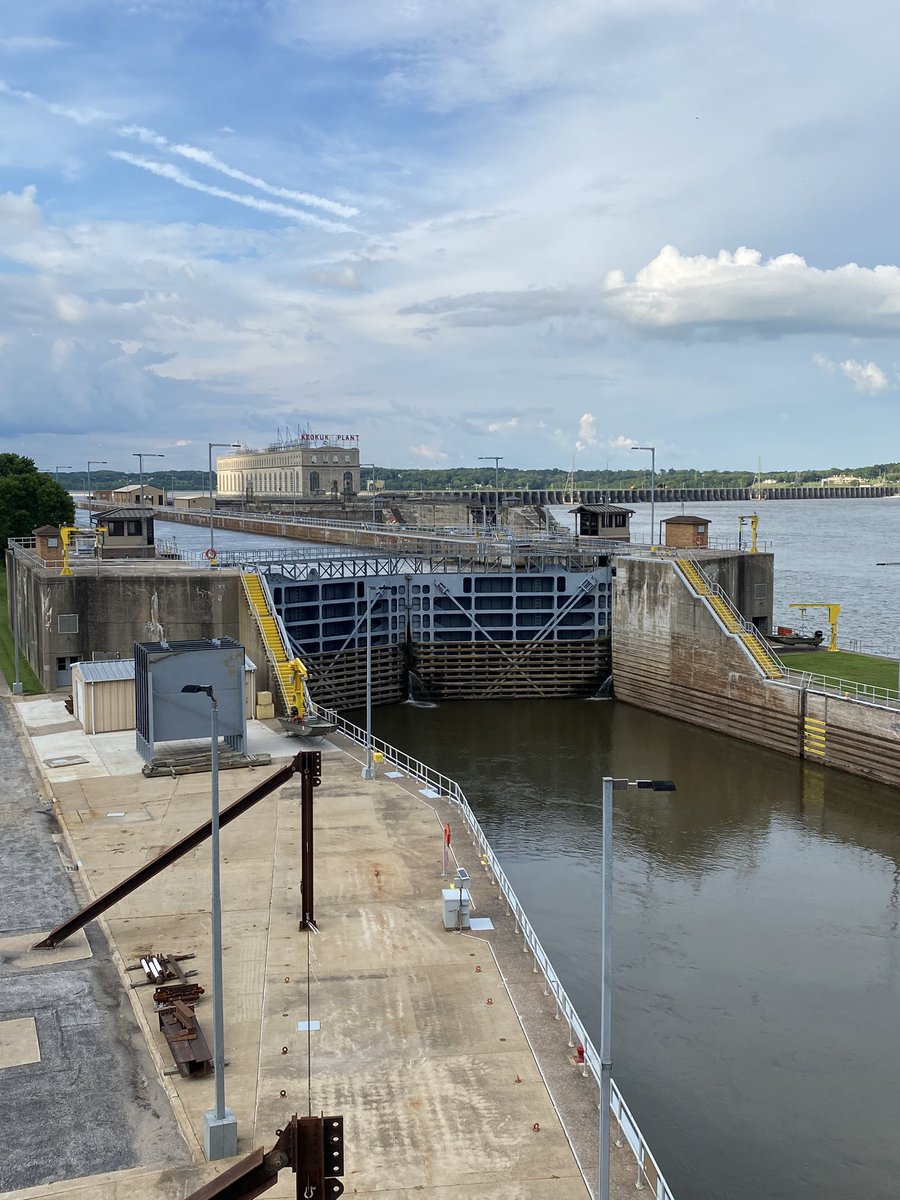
xmin=479 ymin=455 xmax=503 ymax=533
xmin=55 ymin=465 xmax=71 ymax=486
xmin=180 ymin=683 xmax=238 ymax=1160
xmin=208 ymin=443 xmax=240 ymax=559
xmin=87 ymin=460 xmax=107 ymax=509
xmin=361 ymin=585 xmax=386 ymax=780
xmin=598 ymin=776 xmax=676 ymax=1200
xmin=631 ymin=445 xmax=656 ymax=547
xmin=361 ymin=463 xmax=377 ymax=526
xmin=133 ymin=451 xmax=164 ymax=508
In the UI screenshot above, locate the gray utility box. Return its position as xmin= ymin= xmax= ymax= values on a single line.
xmin=442 ymin=888 xmax=472 ymax=930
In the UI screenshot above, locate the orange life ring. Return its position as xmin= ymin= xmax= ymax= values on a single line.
xmin=694 ymin=534 xmax=703 ymax=546
xmin=204 ymin=547 xmax=218 ymax=560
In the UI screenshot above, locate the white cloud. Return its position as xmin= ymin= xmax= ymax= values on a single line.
xmin=606 ymin=435 xmax=638 ymax=450
xmin=409 ymin=443 xmax=449 ymax=461
xmin=813 ymin=352 xmax=889 ymax=393
xmin=271 ymin=0 xmax=700 ymax=109
xmin=487 ymin=416 xmax=519 ymax=433
xmin=402 ymin=245 xmax=900 ymax=343
xmin=575 ymin=412 xmax=597 ymax=451
xmin=602 ymin=246 xmax=900 ymax=339
xmin=0 ymin=37 xmax=66 ymax=53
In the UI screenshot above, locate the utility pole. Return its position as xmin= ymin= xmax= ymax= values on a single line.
xmin=207 ymin=443 xmax=240 ymax=558
xmin=133 ymin=452 xmax=164 ymax=508
xmin=87 ymin=460 xmax=107 ymax=509
xmin=479 ymin=455 xmax=503 ymax=532
xmin=632 ymin=445 xmax=656 ymax=546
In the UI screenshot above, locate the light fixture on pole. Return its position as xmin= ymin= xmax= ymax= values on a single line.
xmin=361 ymin=585 xmax=386 ymax=780
xmin=55 ymin=465 xmax=71 ymax=486
xmin=361 ymin=463 xmax=377 ymax=526
xmin=478 ymin=455 xmax=503 ymax=532
xmin=180 ymin=683 xmax=238 ymax=1160
xmin=87 ymin=460 xmax=107 ymax=508
xmin=132 ymin=452 xmax=164 ymax=508
xmin=598 ymin=776 xmax=676 ymax=1200
xmin=208 ymin=443 xmax=240 ymax=559
xmin=631 ymin=445 xmax=656 ymax=547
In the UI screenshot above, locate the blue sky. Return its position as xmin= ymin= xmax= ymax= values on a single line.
xmin=2 ymin=0 xmax=900 ymax=476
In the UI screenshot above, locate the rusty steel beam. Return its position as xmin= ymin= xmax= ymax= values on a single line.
xmin=35 ymin=751 xmax=312 ymax=949
xmin=184 ymin=1115 xmax=343 ymax=1200
xmin=298 ymin=751 xmax=322 ymax=930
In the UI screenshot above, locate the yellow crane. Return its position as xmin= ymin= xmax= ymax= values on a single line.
xmin=59 ymin=524 xmax=106 ymax=575
xmin=789 ymin=603 xmax=841 ymax=652
xmin=738 ymin=513 xmax=759 ymax=554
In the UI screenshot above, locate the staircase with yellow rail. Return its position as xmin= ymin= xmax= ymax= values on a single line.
xmin=675 ymin=558 xmax=784 ymax=680
xmin=242 ymin=572 xmax=302 ymax=715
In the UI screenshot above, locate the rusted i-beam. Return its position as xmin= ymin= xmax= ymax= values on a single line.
xmin=35 ymin=751 xmax=316 ymax=949
xmin=299 ymin=751 xmax=321 ymax=930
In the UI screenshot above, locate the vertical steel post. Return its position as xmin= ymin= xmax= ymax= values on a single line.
xmin=10 ymin=549 xmax=22 ymax=695
xmin=208 ymin=442 xmax=215 ymax=556
xmin=599 ymin=776 xmax=613 ymax=1200
xmin=298 ymin=752 xmax=321 ymax=929
xmin=361 ymin=587 xmax=376 ymax=780
xmin=209 ymin=697 xmax=226 ymax=1122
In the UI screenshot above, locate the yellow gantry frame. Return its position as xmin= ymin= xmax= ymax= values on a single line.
xmin=285 ymin=656 xmax=309 ymax=715
xmin=59 ymin=525 xmax=106 ymax=575
xmin=789 ymin=603 xmax=842 ymax=652
xmin=738 ymin=513 xmax=759 ymax=554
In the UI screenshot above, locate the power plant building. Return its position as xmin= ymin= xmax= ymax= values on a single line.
xmin=216 ymin=436 xmax=361 ymax=502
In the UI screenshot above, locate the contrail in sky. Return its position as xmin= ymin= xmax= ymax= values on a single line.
xmin=0 ymin=84 xmax=359 ymax=223
xmin=118 ymin=124 xmax=358 ymax=218
xmin=109 ymin=152 xmax=354 ymax=231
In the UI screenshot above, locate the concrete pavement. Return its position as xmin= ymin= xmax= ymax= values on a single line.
xmin=2 ymin=697 xmax=652 ymax=1199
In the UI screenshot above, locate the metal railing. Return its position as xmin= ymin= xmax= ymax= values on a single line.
xmin=778 ymin=666 xmax=900 ymax=709
xmin=314 ymin=705 xmax=676 ymax=1200
xmin=676 ymin=557 xmax=784 ymax=676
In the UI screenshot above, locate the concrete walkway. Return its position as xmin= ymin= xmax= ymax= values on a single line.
xmin=2 ymin=699 xmax=650 ymax=1199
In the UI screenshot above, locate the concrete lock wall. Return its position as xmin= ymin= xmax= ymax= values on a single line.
xmin=15 ymin=563 xmax=246 ymax=692
xmin=612 ymin=556 xmax=802 ymax=758
xmin=612 ymin=556 xmax=900 ymax=789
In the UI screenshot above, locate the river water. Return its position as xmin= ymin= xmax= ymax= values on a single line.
xmin=356 ymin=498 xmax=900 ymax=1200
xmin=122 ymin=500 xmax=900 ymax=1198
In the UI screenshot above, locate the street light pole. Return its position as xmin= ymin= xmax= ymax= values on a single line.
xmin=361 ymin=585 xmax=385 ymax=781
xmin=87 ymin=460 xmax=107 ymax=509
xmin=55 ymin=465 xmax=71 ymax=486
xmin=132 ymin=452 xmax=164 ymax=509
xmin=361 ymin=463 xmax=377 ymax=526
xmin=479 ymin=455 xmax=503 ymax=533
xmin=599 ymin=776 xmax=676 ymax=1200
xmin=208 ymin=443 xmax=240 ymax=559
xmin=632 ymin=445 xmax=656 ymax=547
xmin=181 ymin=683 xmax=238 ymax=1160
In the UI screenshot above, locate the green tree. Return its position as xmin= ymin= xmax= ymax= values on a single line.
xmin=0 ymin=455 xmax=75 ymax=550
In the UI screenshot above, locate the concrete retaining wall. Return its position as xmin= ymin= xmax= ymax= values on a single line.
xmin=612 ymin=557 xmax=900 ymax=788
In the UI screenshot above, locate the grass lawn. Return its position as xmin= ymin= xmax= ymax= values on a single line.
xmin=0 ymin=567 xmax=43 ymax=694
xmin=779 ymin=649 xmax=900 ymax=691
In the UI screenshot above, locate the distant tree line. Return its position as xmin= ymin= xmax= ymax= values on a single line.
xmin=50 ymin=461 xmax=900 ymax=495
xmin=375 ymin=463 xmax=900 ymax=491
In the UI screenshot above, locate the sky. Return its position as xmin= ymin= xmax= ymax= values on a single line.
xmin=2 ymin=1 xmax=900 ymax=476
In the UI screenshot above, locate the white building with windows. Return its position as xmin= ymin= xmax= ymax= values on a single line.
xmin=216 ymin=437 xmax=361 ymax=502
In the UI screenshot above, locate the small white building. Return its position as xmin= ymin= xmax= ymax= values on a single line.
xmin=72 ymin=657 xmax=257 ymax=735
